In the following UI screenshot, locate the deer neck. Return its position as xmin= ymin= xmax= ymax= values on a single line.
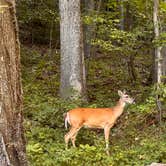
xmin=112 ymin=99 xmax=126 ymax=118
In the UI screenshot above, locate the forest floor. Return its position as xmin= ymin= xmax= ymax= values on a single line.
xmin=21 ymin=46 xmax=166 ymax=166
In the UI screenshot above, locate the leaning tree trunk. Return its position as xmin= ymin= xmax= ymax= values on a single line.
xmin=0 ymin=0 xmax=27 ymax=165
xmin=59 ymin=0 xmax=86 ymax=99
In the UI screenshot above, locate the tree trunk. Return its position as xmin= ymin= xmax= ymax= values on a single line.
xmin=84 ymin=0 xmax=94 ymax=58
xmin=153 ymin=0 xmax=163 ymax=125
xmin=161 ymin=47 xmax=166 ymax=82
xmin=59 ymin=0 xmax=86 ymax=99
xmin=125 ymin=2 xmax=132 ymax=31
xmin=119 ymin=0 xmax=124 ymax=30
xmin=49 ymin=19 xmax=54 ymax=56
xmin=153 ymin=0 xmax=162 ymax=84
xmin=0 ymin=0 xmax=27 ymax=165
xmin=127 ymin=55 xmax=137 ymax=82
xmin=124 ymin=2 xmax=137 ymax=82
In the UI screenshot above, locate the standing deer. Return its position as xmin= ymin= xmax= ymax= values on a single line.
xmin=64 ymin=90 xmax=134 ymax=154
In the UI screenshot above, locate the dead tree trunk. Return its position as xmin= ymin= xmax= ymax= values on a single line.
xmin=0 ymin=0 xmax=27 ymax=165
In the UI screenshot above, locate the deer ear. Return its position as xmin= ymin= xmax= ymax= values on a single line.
xmin=123 ymin=89 xmax=126 ymax=94
xmin=118 ymin=90 xmax=123 ymax=96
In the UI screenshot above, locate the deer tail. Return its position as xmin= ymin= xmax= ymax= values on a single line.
xmin=64 ymin=112 xmax=69 ymax=130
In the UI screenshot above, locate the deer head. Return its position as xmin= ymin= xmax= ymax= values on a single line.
xmin=118 ymin=90 xmax=134 ymax=104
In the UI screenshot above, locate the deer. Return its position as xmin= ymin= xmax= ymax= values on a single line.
xmin=64 ymin=90 xmax=134 ymax=154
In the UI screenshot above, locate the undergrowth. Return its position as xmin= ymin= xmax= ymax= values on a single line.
xmin=21 ymin=47 xmax=166 ymax=166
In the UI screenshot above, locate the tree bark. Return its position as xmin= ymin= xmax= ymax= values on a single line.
xmin=127 ymin=55 xmax=137 ymax=82
xmin=153 ymin=0 xmax=163 ymax=125
xmin=84 ymin=0 xmax=94 ymax=58
xmin=125 ymin=2 xmax=132 ymax=31
xmin=59 ymin=0 xmax=86 ymax=99
xmin=119 ymin=0 xmax=124 ymax=30
xmin=0 ymin=0 xmax=27 ymax=165
xmin=153 ymin=0 xmax=162 ymax=83
xmin=49 ymin=19 xmax=54 ymax=56
xmin=161 ymin=47 xmax=166 ymax=82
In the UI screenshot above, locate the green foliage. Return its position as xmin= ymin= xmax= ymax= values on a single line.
xmin=25 ymin=109 xmax=166 ymax=166
xmin=17 ymin=0 xmax=59 ymax=44
xmin=153 ymin=84 xmax=166 ymax=103
xmin=135 ymin=96 xmax=156 ymax=113
xmin=153 ymin=33 xmax=166 ymax=47
xmin=21 ymin=47 xmax=166 ymax=166
xmin=18 ymin=0 xmax=166 ymax=165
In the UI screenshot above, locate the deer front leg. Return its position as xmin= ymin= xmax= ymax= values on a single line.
xmin=104 ymin=124 xmax=114 ymax=155
xmin=71 ymin=127 xmax=81 ymax=147
xmin=104 ymin=126 xmax=110 ymax=150
xmin=71 ymin=132 xmax=77 ymax=147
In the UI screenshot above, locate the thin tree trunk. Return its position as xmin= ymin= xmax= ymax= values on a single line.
xmin=83 ymin=0 xmax=95 ymax=82
xmin=124 ymin=2 xmax=137 ymax=82
xmin=119 ymin=0 xmax=124 ymax=30
xmin=127 ymin=55 xmax=137 ymax=82
xmin=84 ymin=0 xmax=94 ymax=58
xmin=153 ymin=0 xmax=162 ymax=84
xmin=91 ymin=0 xmax=102 ymax=57
xmin=161 ymin=47 xmax=166 ymax=82
xmin=153 ymin=0 xmax=162 ymax=125
xmin=49 ymin=19 xmax=54 ymax=56
xmin=59 ymin=0 xmax=86 ymax=99
xmin=125 ymin=2 xmax=132 ymax=31
xmin=0 ymin=0 xmax=27 ymax=165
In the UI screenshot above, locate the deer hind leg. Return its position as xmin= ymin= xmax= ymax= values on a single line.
xmin=71 ymin=127 xmax=81 ymax=147
xmin=65 ymin=126 xmax=79 ymax=149
xmin=104 ymin=127 xmax=110 ymax=149
xmin=71 ymin=132 xmax=77 ymax=147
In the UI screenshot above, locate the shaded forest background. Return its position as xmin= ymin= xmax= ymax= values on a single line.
xmin=14 ymin=0 xmax=166 ymax=165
